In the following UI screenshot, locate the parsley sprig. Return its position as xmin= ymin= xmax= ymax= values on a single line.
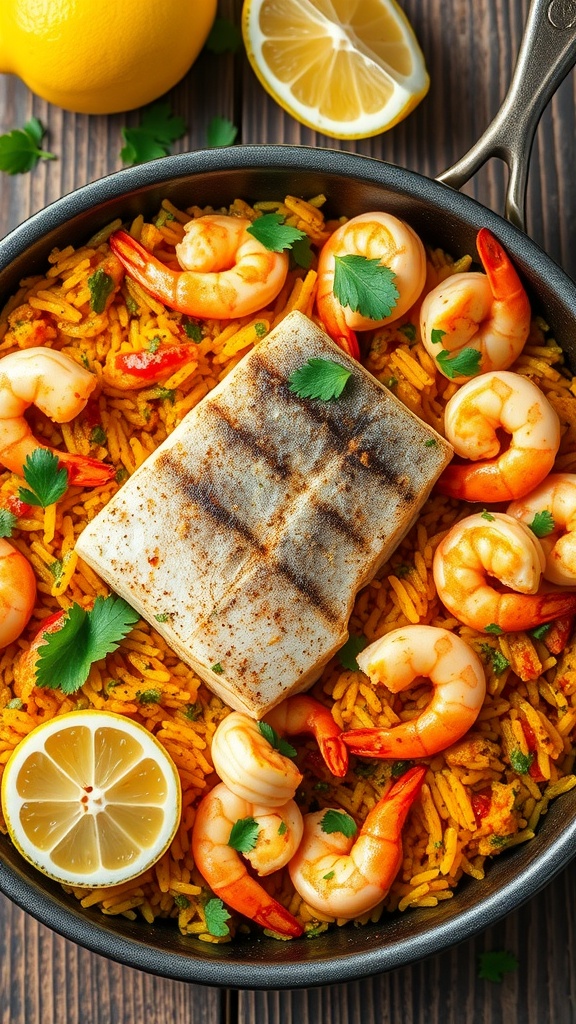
xmin=258 ymin=721 xmax=297 ymax=758
xmin=0 ymin=508 xmax=17 ymax=538
xmin=247 ymin=213 xmax=306 ymax=253
xmin=333 ymin=254 xmax=399 ymax=321
xmin=0 ymin=118 xmax=56 ymax=175
xmin=34 ymin=595 xmax=140 ymax=694
xmin=338 ymin=634 xmax=368 ymax=671
xmin=435 ymin=346 xmax=482 ymax=379
xmin=320 ymin=809 xmax=357 ymax=838
xmin=19 ymin=449 xmax=68 ymax=508
xmin=204 ymin=897 xmax=231 ymax=937
xmin=120 ymin=103 xmax=186 ymax=165
xmin=207 ymin=116 xmax=238 ymax=148
xmin=529 ymin=510 xmax=555 ymax=538
xmin=288 ymin=358 xmax=352 ymax=401
xmin=228 ymin=816 xmax=260 ymax=853
xmin=478 ymin=949 xmax=519 ymax=982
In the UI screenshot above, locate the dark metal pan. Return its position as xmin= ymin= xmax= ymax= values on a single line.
xmin=1 ymin=0 xmax=575 ymax=990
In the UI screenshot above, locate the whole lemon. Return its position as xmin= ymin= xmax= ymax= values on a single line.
xmin=0 ymin=0 xmax=217 ymax=114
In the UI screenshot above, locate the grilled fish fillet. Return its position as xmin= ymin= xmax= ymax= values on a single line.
xmin=76 ymin=311 xmax=453 ymax=717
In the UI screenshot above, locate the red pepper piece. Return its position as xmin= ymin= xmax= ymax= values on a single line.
xmin=114 ymin=345 xmax=195 ymax=381
xmin=6 ymin=494 xmax=32 ymax=517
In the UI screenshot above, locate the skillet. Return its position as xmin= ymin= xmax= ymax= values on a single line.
xmin=0 ymin=0 xmax=576 ymax=989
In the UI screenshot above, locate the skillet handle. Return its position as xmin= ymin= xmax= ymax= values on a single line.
xmin=437 ymin=0 xmax=576 ymax=232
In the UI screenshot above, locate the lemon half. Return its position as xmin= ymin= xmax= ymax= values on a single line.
xmin=242 ymin=0 xmax=430 ymax=140
xmin=1 ymin=710 xmax=181 ymax=887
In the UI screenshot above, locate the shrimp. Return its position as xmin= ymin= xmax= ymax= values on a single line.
xmin=0 ymin=539 xmax=36 ymax=648
xmin=432 ymin=511 xmax=576 ymax=632
xmin=288 ymin=765 xmax=425 ymax=919
xmin=437 ymin=370 xmax=560 ymax=502
xmin=191 ymin=781 xmax=304 ymax=937
xmin=341 ymin=625 xmax=486 ymax=760
xmin=420 ymin=228 xmax=531 ymax=381
xmin=316 ymin=212 xmax=426 ymax=360
xmin=264 ymin=694 xmax=348 ymax=779
xmin=0 ymin=348 xmax=114 ymax=485
xmin=508 ymin=473 xmax=576 ymax=586
xmin=109 ymin=215 xmax=289 ymax=319
xmin=210 ymin=711 xmax=303 ymax=807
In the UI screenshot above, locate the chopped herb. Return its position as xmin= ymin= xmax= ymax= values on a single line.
xmin=151 ymin=386 xmax=176 ymax=403
xmin=138 ymin=688 xmax=162 ymax=705
xmin=480 ymin=643 xmax=510 ymax=675
xmin=338 ymin=633 xmax=368 ymax=672
xmin=211 ymin=662 xmax=224 ymax=674
xmin=354 ymin=760 xmax=378 ymax=778
xmin=333 ymin=254 xmax=399 ymax=321
xmin=436 ymin=347 xmax=482 ymax=379
xmin=148 ymin=336 xmax=161 ymax=353
xmin=0 ymin=118 xmax=56 ymax=174
xmin=0 ymin=508 xmax=17 ymax=538
xmin=290 ymin=234 xmax=314 ymax=269
xmin=6 ymin=697 xmax=23 ymax=710
xmin=126 ymin=295 xmax=139 ymax=315
xmin=323 ymin=870 xmax=335 ymax=880
xmin=206 ymin=116 xmax=238 ymax=148
xmin=485 ymin=623 xmax=504 ymax=635
xmin=395 ymin=564 xmax=411 ymax=578
xmin=48 ymin=559 xmax=64 ymax=584
xmin=115 ymin=467 xmax=129 ymax=484
xmin=120 ymin=102 xmax=186 ymax=165
xmin=386 ymin=376 xmax=398 ymax=388
xmin=530 ymin=623 xmax=551 ymax=640
xmin=34 ymin=595 xmax=140 ymax=695
xmin=509 ymin=748 xmax=534 ymax=774
xmin=529 ymin=510 xmax=555 ymax=538
xmin=205 ymin=16 xmax=243 ymax=53
xmin=478 ymin=950 xmax=519 ymax=982
xmin=430 ymin=328 xmax=446 ymax=346
xmin=258 ymin=720 xmax=297 ymax=758
xmin=247 ymin=213 xmax=306 ymax=253
xmin=228 ymin=816 xmax=260 ymax=853
xmin=320 ymin=809 xmax=357 ymax=838
xmin=90 ymin=425 xmax=107 ymax=447
xmin=173 ymin=894 xmax=190 ymax=909
xmin=391 ymin=760 xmax=414 ymax=778
xmin=481 ymin=509 xmax=495 ymax=521
xmin=277 ymin=820 xmax=287 ymax=836
xmin=88 ymin=268 xmax=114 ymax=313
xmin=399 ymin=322 xmax=416 ymax=342
xmin=254 ymin=321 xmax=267 ymax=338
xmin=313 ymin=780 xmax=330 ymax=792
xmin=288 ymin=358 xmax=352 ymax=401
xmin=154 ymin=612 xmax=172 ymax=623
xmin=19 ymin=449 xmax=68 ymax=508
xmin=183 ymin=317 xmax=203 ymax=342
xmin=204 ymin=897 xmax=231 ymax=937
xmin=424 ymin=438 xmax=437 ymax=447
xmin=490 ymin=834 xmax=509 ymax=848
xmin=80 ymin=352 xmax=91 ymax=369
xmin=182 ymin=702 xmax=202 ymax=721
xmin=155 ymin=209 xmax=175 ymax=227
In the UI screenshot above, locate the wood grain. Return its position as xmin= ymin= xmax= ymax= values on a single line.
xmin=1 ymin=0 xmax=576 ymax=1021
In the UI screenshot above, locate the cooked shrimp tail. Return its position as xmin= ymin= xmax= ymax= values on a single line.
xmin=215 ymin=873 xmax=303 ymax=937
xmin=110 ymin=215 xmax=289 ymax=320
xmin=0 ymin=538 xmax=36 ymax=648
xmin=342 ymin=625 xmax=486 ymax=759
xmin=288 ymin=765 xmax=426 ymax=919
xmin=264 ymin=694 xmax=349 ymax=778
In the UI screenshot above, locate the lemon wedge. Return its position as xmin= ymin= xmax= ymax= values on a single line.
xmin=1 ymin=710 xmax=181 ymax=887
xmin=241 ymin=0 xmax=430 ymax=139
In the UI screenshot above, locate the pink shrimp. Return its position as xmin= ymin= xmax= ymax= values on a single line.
xmin=109 ymin=215 xmax=289 ymax=319
xmin=420 ymin=228 xmax=531 ymax=381
xmin=0 ymin=538 xmax=36 ymax=648
xmin=508 ymin=473 xmax=576 ymax=586
xmin=288 ymin=766 xmax=426 ymax=919
xmin=341 ymin=625 xmax=486 ymax=759
xmin=436 ymin=370 xmax=561 ymax=502
xmin=315 ymin=212 xmax=426 ymax=359
xmin=0 ymin=348 xmax=114 ymax=486
xmin=191 ymin=781 xmax=304 ymax=937
xmin=264 ymin=694 xmax=348 ymax=779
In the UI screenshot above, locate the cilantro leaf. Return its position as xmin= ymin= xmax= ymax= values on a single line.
xmin=205 ymin=17 xmax=243 ymax=54
xmin=333 ymin=254 xmax=399 ymax=321
xmin=399 ymin=322 xmax=416 ymax=342
xmin=206 ymin=116 xmax=238 ymax=148
xmin=204 ymin=897 xmax=231 ymax=937
xmin=338 ymin=634 xmax=368 ymax=671
xmin=478 ymin=950 xmax=519 ymax=982
xmin=19 ymin=449 xmax=68 ymax=508
xmin=320 ymin=809 xmax=357 ymax=838
xmin=530 ymin=623 xmax=551 ymax=640
xmin=35 ymin=595 xmax=140 ymax=694
xmin=88 ymin=268 xmax=114 ymax=313
xmin=529 ymin=510 xmax=555 ymax=538
xmin=480 ymin=643 xmax=510 ymax=675
xmin=0 ymin=508 xmax=17 ymax=538
xmin=211 ymin=662 xmax=224 ymax=674
xmin=120 ymin=103 xmax=186 ymax=165
xmin=290 ymin=234 xmax=314 ymax=269
xmin=288 ymin=358 xmax=352 ymax=401
xmin=0 ymin=118 xmax=56 ymax=175
xmin=430 ymin=328 xmax=446 ymax=346
xmin=509 ymin=748 xmax=534 ymax=774
xmin=228 ymin=816 xmax=260 ymax=853
xmin=484 ymin=623 xmax=504 ymax=635
xmin=247 ymin=213 xmax=306 ymax=253
xmin=258 ymin=720 xmax=297 ymax=759
xmin=481 ymin=509 xmax=495 ymax=521
xmin=436 ymin=347 xmax=482 ymax=379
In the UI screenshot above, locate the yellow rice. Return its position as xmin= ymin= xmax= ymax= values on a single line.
xmin=1 ymin=193 xmax=576 ymax=943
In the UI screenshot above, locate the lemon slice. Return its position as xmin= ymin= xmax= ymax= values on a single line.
xmin=241 ymin=0 xmax=430 ymax=139
xmin=1 ymin=710 xmax=181 ymax=887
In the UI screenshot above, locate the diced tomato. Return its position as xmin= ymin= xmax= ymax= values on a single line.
xmin=520 ymin=719 xmax=537 ymax=752
xmin=83 ymin=398 xmax=103 ymax=428
xmin=471 ymin=791 xmax=491 ymax=824
xmin=6 ymin=495 xmax=32 ymax=517
xmin=114 ymin=345 xmax=195 ymax=381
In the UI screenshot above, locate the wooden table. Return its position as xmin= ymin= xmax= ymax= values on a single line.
xmin=1 ymin=1 xmax=576 ymax=1021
